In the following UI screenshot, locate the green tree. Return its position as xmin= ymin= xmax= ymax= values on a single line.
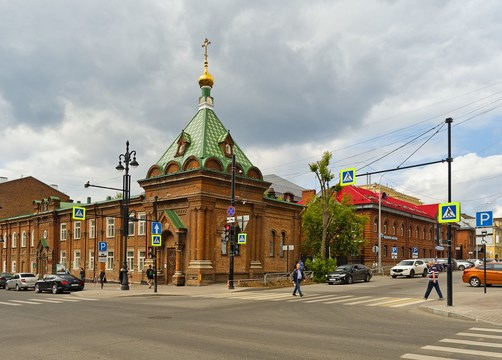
xmin=308 ymin=151 xmax=336 ymax=260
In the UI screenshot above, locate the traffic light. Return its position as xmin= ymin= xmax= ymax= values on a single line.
xmin=224 ymin=224 xmax=231 ymax=242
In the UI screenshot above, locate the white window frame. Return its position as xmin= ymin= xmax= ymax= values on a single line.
xmin=3 ymin=233 xmax=6 ymax=248
xmin=106 ymin=251 xmax=114 ymax=270
xmin=127 ymin=250 xmax=134 ymax=271
xmin=31 ymin=230 xmax=35 ymax=247
xmin=21 ymin=231 xmax=27 ymax=248
xmin=138 ymin=213 xmax=146 ymax=236
xmin=89 ymin=251 xmax=95 ymax=270
xmin=89 ymin=219 xmax=96 ymax=239
xmin=60 ymin=251 xmax=67 ymax=269
xmin=74 ymin=222 xmax=81 ymax=240
xmin=73 ymin=250 xmax=81 ymax=269
xmin=60 ymin=223 xmax=67 ymax=241
xmin=128 ymin=220 xmax=135 ymax=237
xmin=12 ymin=261 xmax=16 ymax=273
xmin=106 ymin=218 xmax=115 ymax=238
xmin=138 ymin=251 xmax=145 ymax=271
xmin=12 ymin=233 xmax=17 ymax=248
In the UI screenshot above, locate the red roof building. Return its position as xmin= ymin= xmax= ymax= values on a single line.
xmin=335 ymin=185 xmax=459 ymax=269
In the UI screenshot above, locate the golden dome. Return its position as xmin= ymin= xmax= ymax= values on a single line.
xmin=198 ymin=68 xmax=214 ymax=88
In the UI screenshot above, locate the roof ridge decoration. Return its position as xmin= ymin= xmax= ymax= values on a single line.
xmin=147 ymin=39 xmax=263 ymax=181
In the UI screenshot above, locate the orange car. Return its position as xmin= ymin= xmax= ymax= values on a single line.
xmin=462 ymin=263 xmax=502 ymax=287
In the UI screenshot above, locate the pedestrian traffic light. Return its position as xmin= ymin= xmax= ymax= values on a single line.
xmin=224 ymin=224 xmax=231 ymax=242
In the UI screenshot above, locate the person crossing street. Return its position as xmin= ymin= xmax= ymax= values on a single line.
xmin=292 ymin=262 xmax=305 ymax=297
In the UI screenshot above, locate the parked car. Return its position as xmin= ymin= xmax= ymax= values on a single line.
xmin=463 ymin=263 xmax=502 ymax=287
xmin=435 ymin=258 xmax=458 ymax=271
xmin=467 ymin=259 xmax=483 ymax=267
xmin=456 ymin=260 xmax=474 ymax=271
xmin=390 ymin=259 xmax=428 ymax=278
xmin=0 ymin=272 xmax=13 ymax=289
xmin=5 ymin=273 xmax=38 ymax=291
xmin=35 ymin=274 xmax=85 ymax=294
xmin=326 ymin=264 xmax=372 ymax=284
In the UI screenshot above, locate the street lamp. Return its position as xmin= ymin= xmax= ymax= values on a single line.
xmin=115 ymin=140 xmax=139 ymax=291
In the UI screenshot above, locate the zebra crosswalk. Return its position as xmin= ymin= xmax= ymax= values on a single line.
xmin=401 ymin=327 xmax=502 ymax=359
xmin=191 ymin=291 xmax=428 ymax=308
xmin=0 ymin=296 xmax=99 ymax=307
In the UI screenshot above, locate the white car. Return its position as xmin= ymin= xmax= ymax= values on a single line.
xmin=466 ymin=259 xmax=483 ymax=267
xmin=390 ymin=259 xmax=428 ymax=278
xmin=5 ymin=273 xmax=38 ymax=291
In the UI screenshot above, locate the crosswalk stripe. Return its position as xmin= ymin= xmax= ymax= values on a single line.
xmin=9 ymin=300 xmax=41 ymax=305
xmin=342 ymin=296 xmax=373 ymax=305
xmin=390 ymin=299 xmax=426 ymax=308
xmin=189 ymin=293 xmax=430 ymax=308
xmin=469 ymin=327 xmax=502 ymax=334
xmin=48 ymin=297 xmax=79 ymax=302
xmin=28 ymin=298 xmax=62 ymax=303
xmin=441 ymin=338 xmax=502 ymax=349
xmin=457 ymin=332 xmax=502 ymax=340
xmin=0 ymin=301 xmax=21 ymax=306
xmin=401 ymin=353 xmax=459 ymax=360
xmin=422 ymin=345 xmax=502 ymax=358
xmin=72 ymin=297 xmax=99 ymax=301
xmin=304 ymin=295 xmax=341 ymax=303
xmin=367 ymin=297 xmax=410 ymax=306
xmin=323 ymin=296 xmax=355 ymax=304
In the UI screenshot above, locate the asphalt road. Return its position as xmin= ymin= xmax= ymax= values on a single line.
xmin=1 ymin=271 xmax=500 ymax=360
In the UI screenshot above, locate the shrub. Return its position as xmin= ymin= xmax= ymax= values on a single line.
xmin=305 ymin=257 xmax=337 ymax=283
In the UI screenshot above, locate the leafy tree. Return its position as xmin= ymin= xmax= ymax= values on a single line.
xmin=308 ymin=151 xmax=336 ymax=260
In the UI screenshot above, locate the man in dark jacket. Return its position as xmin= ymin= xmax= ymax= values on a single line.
xmin=292 ymin=262 xmax=304 ymax=297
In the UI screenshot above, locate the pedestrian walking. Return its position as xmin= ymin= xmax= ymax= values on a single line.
xmin=146 ymin=265 xmax=154 ymax=289
xmin=79 ymin=268 xmax=85 ymax=281
xmin=99 ymin=270 xmax=106 ymax=289
xmin=424 ymin=261 xmax=444 ymax=300
xmin=292 ymin=262 xmax=304 ymax=297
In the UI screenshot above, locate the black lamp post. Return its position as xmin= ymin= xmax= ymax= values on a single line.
xmin=115 ymin=140 xmax=139 ymax=290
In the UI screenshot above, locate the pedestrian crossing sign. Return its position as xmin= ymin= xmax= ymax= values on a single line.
xmin=72 ymin=206 xmax=86 ymax=221
xmin=151 ymin=234 xmax=162 ymax=247
xmin=237 ymin=233 xmax=247 ymax=244
xmin=339 ymin=168 xmax=356 ymax=186
xmin=438 ymin=202 xmax=460 ymax=223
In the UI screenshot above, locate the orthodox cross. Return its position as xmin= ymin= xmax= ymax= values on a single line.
xmin=202 ymin=38 xmax=211 ymax=68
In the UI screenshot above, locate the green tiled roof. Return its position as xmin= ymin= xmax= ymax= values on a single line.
xmin=164 ymin=209 xmax=187 ymax=230
xmin=156 ymin=88 xmax=256 ymax=176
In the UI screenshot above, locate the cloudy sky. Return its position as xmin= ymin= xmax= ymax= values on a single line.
xmin=1 ymin=0 xmax=501 ymax=217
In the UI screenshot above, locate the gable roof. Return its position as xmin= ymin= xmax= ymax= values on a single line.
xmin=337 ymin=185 xmax=437 ymax=220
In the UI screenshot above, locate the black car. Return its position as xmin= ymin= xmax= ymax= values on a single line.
xmin=34 ymin=274 xmax=85 ymax=294
xmin=326 ymin=264 xmax=372 ymax=285
xmin=0 ymin=272 xmax=13 ymax=289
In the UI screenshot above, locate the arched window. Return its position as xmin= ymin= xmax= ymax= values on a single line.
xmin=21 ymin=232 xmax=27 ymax=248
xmin=383 ymin=221 xmax=388 ymax=234
xmin=392 ymin=222 xmax=397 ymax=235
xmin=269 ymin=231 xmax=275 ymax=257
xmin=415 ymin=226 xmax=419 ymax=239
xmin=383 ymin=245 xmax=388 ymax=258
xmin=422 ymin=227 xmax=426 ymax=240
xmin=408 ymin=226 xmax=412 ymax=238
xmin=12 ymin=261 xmax=16 ymax=273
xmin=12 ymin=233 xmax=17 ymax=248
xmin=280 ymin=232 xmax=286 ymax=257
xmin=373 ymin=218 xmax=378 ymax=232
xmin=400 ymin=223 xmax=404 ymax=237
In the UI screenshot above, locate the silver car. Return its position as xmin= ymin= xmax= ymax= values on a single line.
xmin=5 ymin=273 xmax=38 ymax=291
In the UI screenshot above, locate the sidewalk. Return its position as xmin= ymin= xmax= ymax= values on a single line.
xmin=73 ymin=281 xmax=502 ymax=327
xmin=419 ymin=286 xmax=502 ymax=326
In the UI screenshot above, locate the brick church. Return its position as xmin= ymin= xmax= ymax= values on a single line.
xmin=0 ymin=40 xmax=303 ymax=286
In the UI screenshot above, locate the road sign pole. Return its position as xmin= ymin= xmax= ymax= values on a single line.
xmin=153 ymin=196 xmax=158 ymax=294
xmin=228 ymin=153 xmax=236 ymax=290
xmin=446 ymin=117 xmax=453 ymax=307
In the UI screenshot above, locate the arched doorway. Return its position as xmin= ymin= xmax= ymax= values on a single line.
xmin=158 ymin=230 xmax=175 ymax=284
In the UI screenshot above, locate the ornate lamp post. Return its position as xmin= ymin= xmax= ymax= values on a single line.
xmin=115 ymin=141 xmax=139 ymax=290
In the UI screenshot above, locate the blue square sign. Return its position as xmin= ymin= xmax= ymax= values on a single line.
xmin=476 ymin=211 xmax=493 ymax=228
